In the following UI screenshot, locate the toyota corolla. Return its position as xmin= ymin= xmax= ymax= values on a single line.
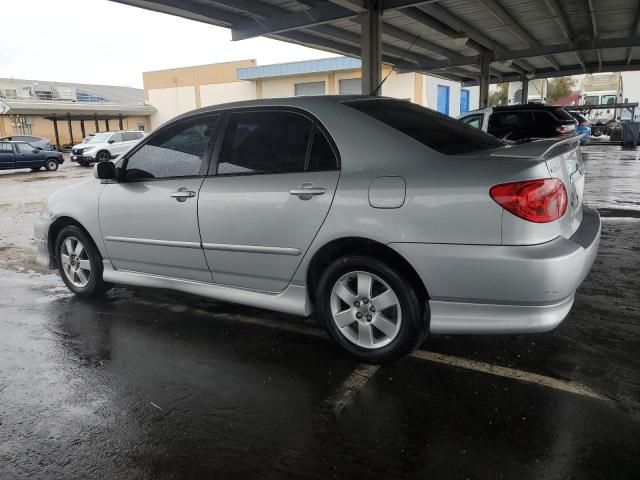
xmin=35 ymin=96 xmax=600 ymax=363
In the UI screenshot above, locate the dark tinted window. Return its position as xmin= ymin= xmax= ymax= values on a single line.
xmin=570 ymin=112 xmax=589 ymax=123
xmin=16 ymin=143 xmax=36 ymax=153
xmin=552 ymin=108 xmax=574 ymax=121
xmin=125 ymin=117 xmax=216 ymax=181
xmin=308 ymin=129 xmax=337 ymax=171
xmin=344 ymin=99 xmax=503 ymax=155
xmin=217 ymin=111 xmax=313 ymax=175
xmin=488 ymin=113 xmax=520 ymax=129
xmin=461 ymin=114 xmax=483 ymax=129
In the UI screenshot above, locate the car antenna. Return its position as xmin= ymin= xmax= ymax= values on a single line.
xmin=369 ymin=34 xmax=420 ymax=96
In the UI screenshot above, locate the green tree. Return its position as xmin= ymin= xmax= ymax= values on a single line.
xmin=489 ymin=83 xmax=508 ymax=107
xmin=546 ymin=77 xmax=576 ymax=103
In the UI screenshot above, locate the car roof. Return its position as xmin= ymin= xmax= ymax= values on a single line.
xmin=492 ymin=104 xmax=567 ymax=112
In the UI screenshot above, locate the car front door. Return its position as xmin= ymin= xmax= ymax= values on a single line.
xmin=14 ymin=142 xmax=42 ymax=168
xmin=107 ymin=133 xmax=127 ymax=156
xmin=0 ymin=143 xmax=16 ymax=169
xmin=198 ymin=109 xmax=340 ymax=292
xmin=99 ymin=115 xmax=219 ymax=282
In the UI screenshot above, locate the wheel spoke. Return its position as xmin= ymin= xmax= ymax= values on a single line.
xmin=372 ymin=315 xmax=397 ymax=338
xmin=60 ymin=254 xmax=70 ymax=267
xmin=74 ymin=241 xmax=84 ymax=256
xmin=76 ymin=269 xmax=88 ymax=284
xmin=357 ymin=322 xmax=374 ymax=347
xmin=334 ymin=309 xmax=355 ymax=328
xmin=63 ymin=238 xmax=74 ymax=256
xmin=371 ymin=290 xmax=398 ymax=311
xmin=78 ymin=259 xmax=91 ymax=271
xmin=333 ymin=281 xmax=356 ymax=305
xmin=357 ymin=273 xmax=373 ymax=299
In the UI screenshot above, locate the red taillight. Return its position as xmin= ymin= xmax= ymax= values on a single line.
xmin=490 ymin=179 xmax=568 ymax=223
xmin=555 ymin=125 xmax=568 ymax=134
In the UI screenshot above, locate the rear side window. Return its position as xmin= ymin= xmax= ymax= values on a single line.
xmin=488 ymin=113 xmax=520 ymax=129
xmin=217 ymin=111 xmax=313 ymax=175
xmin=307 ymin=129 xmax=337 ymax=171
xmin=344 ymin=99 xmax=503 ymax=155
xmin=0 ymin=143 xmax=12 ymax=151
xmin=124 ymin=116 xmax=217 ymax=181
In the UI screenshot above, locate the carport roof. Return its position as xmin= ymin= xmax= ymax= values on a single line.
xmin=110 ymin=0 xmax=640 ymax=85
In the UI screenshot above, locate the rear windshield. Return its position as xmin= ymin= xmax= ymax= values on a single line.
xmin=552 ymin=107 xmax=574 ymax=121
xmin=570 ymin=112 xmax=588 ymax=123
xmin=344 ymin=99 xmax=504 ymax=155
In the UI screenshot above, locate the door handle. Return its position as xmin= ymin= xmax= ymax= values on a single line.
xmin=289 ymin=183 xmax=325 ymax=199
xmin=170 ymin=189 xmax=196 ymax=202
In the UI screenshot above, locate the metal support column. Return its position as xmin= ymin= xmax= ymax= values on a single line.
xmin=67 ymin=114 xmax=74 ymax=146
xmin=105 ymin=119 xmax=110 ymax=131
xmin=80 ymin=120 xmax=86 ymax=139
xmin=361 ymin=0 xmax=382 ymax=95
xmin=479 ymin=53 xmax=491 ymax=109
xmin=52 ymin=117 xmax=60 ymax=149
xmin=118 ymin=114 xmax=124 ymax=130
xmin=521 ymin=75 xmax=529 ymax=105
xmin=94 ymin=115 xmax=100 ymax=132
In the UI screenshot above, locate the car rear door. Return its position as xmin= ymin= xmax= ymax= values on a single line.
xmin=0 ymin=143 xmax=16 ymax=169
xmin=99 ymin=115 xmax=219 ymax=281
xmin=198 ymin=109 xmax=340 ymax=292
xmin=488 ymin=112 xmax=524 ymax=140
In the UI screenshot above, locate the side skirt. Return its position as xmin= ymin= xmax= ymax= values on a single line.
xmin=102 ymin=261 xmax=313 ymax=317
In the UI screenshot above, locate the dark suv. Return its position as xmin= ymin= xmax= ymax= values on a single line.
xmin=459 ymin=104 xmax=578 ymax=142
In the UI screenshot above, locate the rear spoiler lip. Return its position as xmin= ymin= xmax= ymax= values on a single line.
xmin=489 ymin=136 xmax=581 ymax=160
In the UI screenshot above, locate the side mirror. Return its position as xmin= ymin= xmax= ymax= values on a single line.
xmin=36 ymin=147 xmax=43 ymax=150
xmin=33 ymin=149 xmax=39 ymax=153
xmin=107 ymin=139 xmax=115 ymax=144
xmin=94 ymin=161 xmax=117 ymax=180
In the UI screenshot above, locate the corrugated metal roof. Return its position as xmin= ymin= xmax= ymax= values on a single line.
xmin=110 ymin=0 xmax=640 ymax=85
xmin=238 ymin=56 xmax=361 ymax=79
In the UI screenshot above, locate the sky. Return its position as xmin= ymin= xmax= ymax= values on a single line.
xmin=0 ymin=0 xmax=338 ymax=89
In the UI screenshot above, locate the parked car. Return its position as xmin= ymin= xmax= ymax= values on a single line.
xmin=568 ymin=111 xmax=592 ymax=145
xmin=459 ymin=105 xmax=577 ymax=142
xmin=70 ymin=130 xmax=145 ymax=165
xmin=81 ymin=133 xmax=96 ymax=143
xmin=0 ymin=135 xmax=53 ymax=151
xmin=35 ymin=97 xmax=600 ymax=363
xmin=0 ymin=141 xmax=63 ymax=171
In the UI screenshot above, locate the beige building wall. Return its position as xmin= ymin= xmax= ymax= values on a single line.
xmin=148 ymin=86 xmax=197 ymax=127
xmin=200 ymin=81 xmax=256 ymax=107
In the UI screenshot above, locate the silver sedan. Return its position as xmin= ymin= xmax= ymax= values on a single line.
xmin=34 ymin=96 xmax=600 ymax=363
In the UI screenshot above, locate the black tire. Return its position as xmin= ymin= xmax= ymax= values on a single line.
xmin=78 ymin=162 xmax=88 ymax=167
xmin=96 ymin=150 xmax=111 ymax=162
xmin=316 ymin=255 xmax=428 ymax=364
xmin=45 ymin=158 xmax=59 ymax=171
xmin=55 ymin=225 xmax=109 ymax=297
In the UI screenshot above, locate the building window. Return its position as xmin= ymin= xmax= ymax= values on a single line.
xmin=294 ymin=81 xmax=325 ymax=96
xmin=339 ymin=78 xmax=362 ymax=95
xmin=437 ymin=85 xmax=450 ymax=115
xmin=460 ymin=89 xmax=470 ymax=114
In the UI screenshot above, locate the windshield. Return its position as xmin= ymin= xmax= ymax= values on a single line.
xmin=344 ymin=99 xmax=504 ymax=155
xmin=86 ymin=133 xmax=112 ymax=144
xmin=602 ymin=95 xmax=617 ymax=105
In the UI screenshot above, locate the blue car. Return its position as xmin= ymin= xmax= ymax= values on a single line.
xmin=569 ymin=112 xmax=591 ymax=145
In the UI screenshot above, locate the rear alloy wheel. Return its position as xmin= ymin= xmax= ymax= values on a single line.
xmin=45 ymin=159 xmax=58 ymax=171
xmin=317 ymin=255 xmax=428 ymax=363
xmin=96 ymin=151 xmax=111 ymax=162
xmin=55 ymin=225 xmax=108 ymax=297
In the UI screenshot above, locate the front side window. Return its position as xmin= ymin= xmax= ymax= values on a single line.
xmin=217 ymin=111 xmax=313 ymax=175
xmin=110 ymin=133 xmax=123 ymax=143
xmin=461 ymin=114 xmax=483 ymax=129
xmin=601 ymin=95 xmax=617 ymax=105
xmin=16 ymin=143 xmax=36 ymax=153
xmin=345 ymin=99 xmax=503 ymax=155
xmin=124 ymin=116 xmax=217 ymax=181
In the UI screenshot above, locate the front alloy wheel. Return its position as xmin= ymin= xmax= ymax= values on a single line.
xmin=45 ymin=159 xmax=58 ymax=171
xmin=55 ymin=225 xmax=108 ymax=297
xmin=96 ymin=151 xmax=111 ymax=162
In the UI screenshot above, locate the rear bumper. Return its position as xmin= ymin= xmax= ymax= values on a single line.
xmin=390 ymin=205 xmax=601 ymax=334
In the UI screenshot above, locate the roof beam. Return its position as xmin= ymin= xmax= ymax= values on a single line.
xmin=542 ymin=0 xmax=585 ymax=69
xmin=476 ymin=0 xmax=561 ymax=70
xmin=398 ymin=36 xmax=640 ymax=71
xmin=626 ymin=2 xmax=640 ymax=64
xmin=417 ymin=3 xmax=535 ymax=73
xmin=461 ymin=61 xmax=640 ymax=86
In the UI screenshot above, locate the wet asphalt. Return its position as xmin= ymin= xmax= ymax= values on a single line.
xmin=1 ymin=145 xmax=640 ymax=479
